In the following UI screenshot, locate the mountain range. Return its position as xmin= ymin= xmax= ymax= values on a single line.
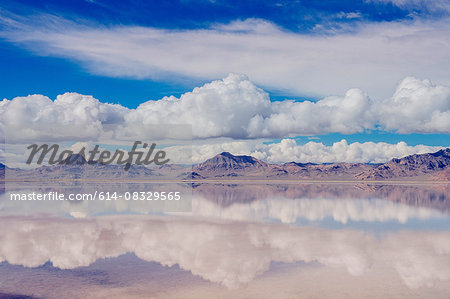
xmin=192 ymin=149 xmax=450 ymax=181
xmin=1 ymin=148 xmax=449 ymax=181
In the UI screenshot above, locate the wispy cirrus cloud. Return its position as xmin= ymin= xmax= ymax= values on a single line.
xmin=0 ymin=12 xmax=449 ymax=99
xmin=367 ymin=0 xmax=450 ymax=15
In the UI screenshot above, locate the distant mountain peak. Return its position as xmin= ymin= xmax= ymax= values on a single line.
xmin=218 ymin=151 xmax=233 ymax=157
xmin=215 ymin=152 xmax=262 ymax=164
xmin=431 ymin=148 xmax=450 ymax=157
xmin=61 ymin=153 xmax=89 ymax=165
xmin=282 ymin=161 xmax=316 ymax=167
xmin=194 ymin=151 xmax=267 ymax=174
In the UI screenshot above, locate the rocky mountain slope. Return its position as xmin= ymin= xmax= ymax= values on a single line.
xmin=355 ymin=149 xmax=450 ymax=180
xmin=192 ymin=152 xmax=374 ymax=180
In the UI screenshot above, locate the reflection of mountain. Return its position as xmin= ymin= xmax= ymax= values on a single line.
xmin=1 ymin=149 xmax=449 ymax=181
xmin=0 ymin=292 xmax=38 ymax=299
xmin=192 ymin=183 xmax=450 ymax=212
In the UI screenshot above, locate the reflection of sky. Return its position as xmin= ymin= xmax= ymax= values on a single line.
xmin=1 ymin=183 xmax=449 ymax=230
xmin=0 ymin=215 xmax=449 ymax=293
xmin=0 ymin=183 xmax=449 ymax=298
xmin=296 ymin=217 xmax=450 ymax=232
xmin=190 ymin=196 xmax=449 ymax=230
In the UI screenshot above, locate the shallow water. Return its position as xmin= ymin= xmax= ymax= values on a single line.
xmin=0 ymin=182 xmax=449 ymax=298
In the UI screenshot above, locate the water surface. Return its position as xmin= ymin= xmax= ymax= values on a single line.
xmin=0 ymin=182 xmax=449 ymax=298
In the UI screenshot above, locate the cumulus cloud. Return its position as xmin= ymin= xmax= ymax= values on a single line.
xmin=1 ymin=14 xmax=450 ymax=99
xmin=0 ymin=92 xmax=128 ymax=142
xmin=376 ymin=77 xmax=450 ymax=133
xmin=0 ymin=215 xmax=449 ymax=289
xmin=261 ymin=139 xmax=444 ymax=164
xmin=119 ymin=73 xmax=375 ymax=138
xmin=1 ymin=74 xmax=449 ymax=144
xmin=119 ymin=74 xmax=271 ymax=139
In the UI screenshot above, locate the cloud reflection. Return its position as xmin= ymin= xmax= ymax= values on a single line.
xmin=191 ymin=196 xmax=445 ymax=224
xmin=0 ymin=215 xmax=448 ymax=289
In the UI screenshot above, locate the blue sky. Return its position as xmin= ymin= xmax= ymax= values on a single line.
xmin=0 ymin=0 xmax=449 ymax=162
xmin=1 ymin=0 xmax=447 ymax=105
xmin=0 ymin=0 xmax=420 ymax=31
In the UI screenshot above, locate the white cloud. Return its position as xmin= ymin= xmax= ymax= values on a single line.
xmin=263 ymin=139 xmax=444 ymax=164
xmin=1 ymin=15 xmax=450 ymax=99
xmin=337 ymin=11 xmax=363 ymax=19
xmin=120 ymin=74 xmax=375 ymax=138
xmin=1 ymin=74 xmax=449 ymax=144
xmin=376 ymin=77 xmax=450 ymax=133
xmin=0 ymin=92 xmax=128 ymax=142
xmin=119 ymin=74 xmax=271 ymax=139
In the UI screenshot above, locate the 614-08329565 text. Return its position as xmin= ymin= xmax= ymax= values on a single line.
xmin=9 ymin=191 xmax=182 ymax=201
